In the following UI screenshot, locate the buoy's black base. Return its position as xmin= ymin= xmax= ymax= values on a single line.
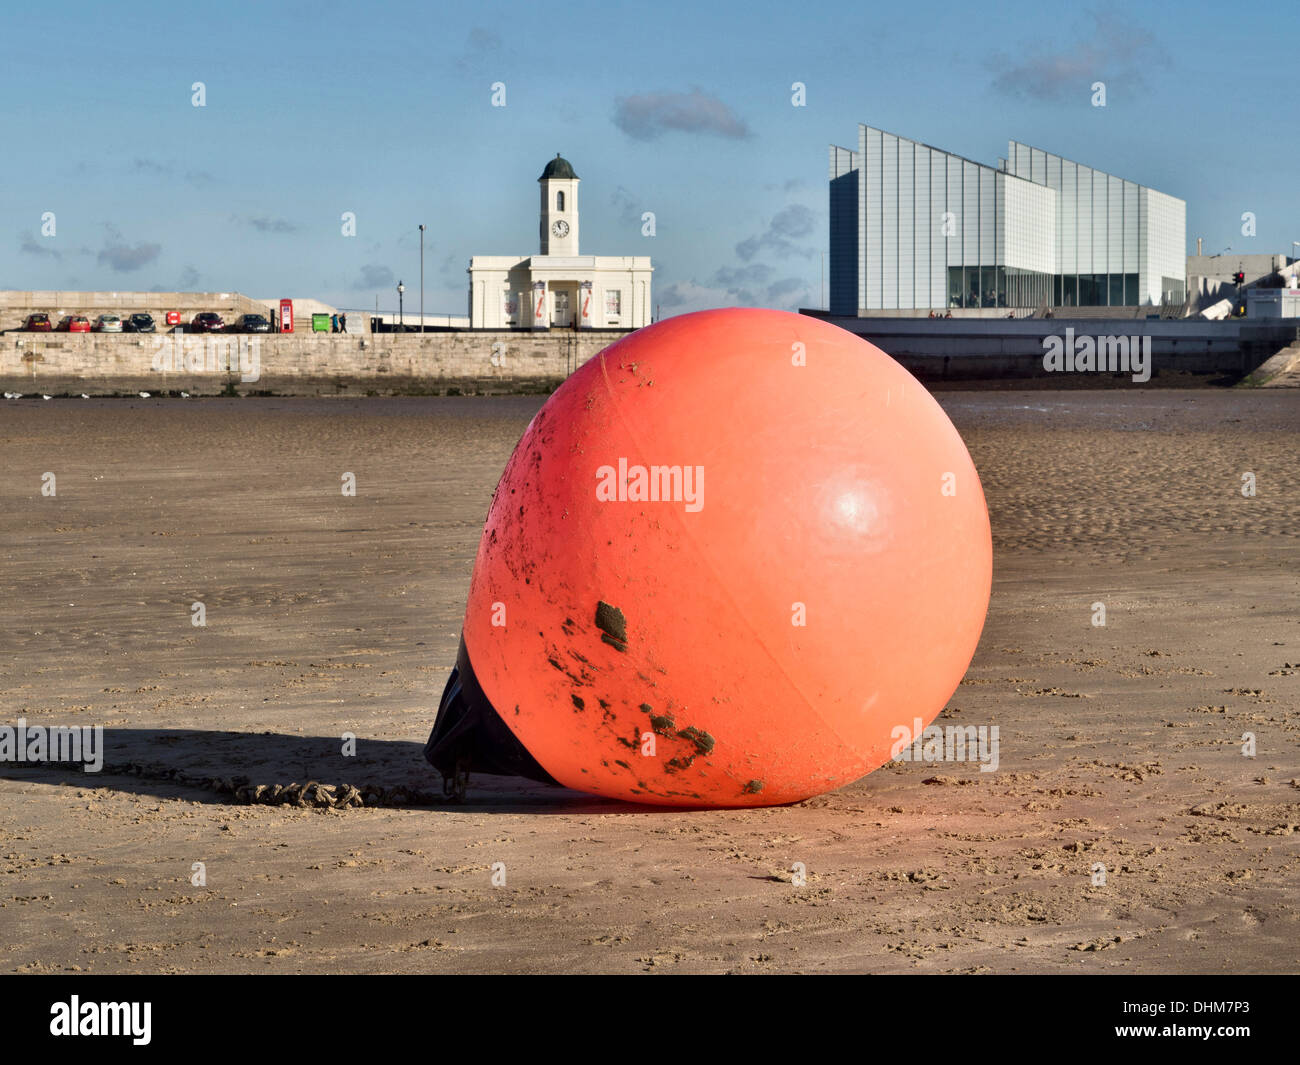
xmin=424 ymin=636 xmax=559 ymax=793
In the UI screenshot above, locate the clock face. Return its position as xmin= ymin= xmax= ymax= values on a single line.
xmin=552 ymin=219 xmax=569 ymax=238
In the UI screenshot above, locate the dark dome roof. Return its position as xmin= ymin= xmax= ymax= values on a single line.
xmin=539 ymin=153 xmax=578 ymax=181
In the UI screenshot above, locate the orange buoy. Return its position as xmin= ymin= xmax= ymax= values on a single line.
xmin=425 ymin=308 xmax=991 ymax=806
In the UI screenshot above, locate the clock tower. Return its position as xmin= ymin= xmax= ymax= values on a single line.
xmin=539 ymin=153 xmax=579 ymax=256
xmin=468 ymin=152 xmax=651 ymax=330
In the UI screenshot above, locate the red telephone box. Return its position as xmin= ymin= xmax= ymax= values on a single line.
xmin=279 ymin=299 xmax=294 ymax=333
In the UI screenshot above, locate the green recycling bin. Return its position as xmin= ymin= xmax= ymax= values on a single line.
xmin=311 ymin=313 xmax=331 ymax=333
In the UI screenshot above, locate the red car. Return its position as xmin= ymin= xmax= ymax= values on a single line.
xmin=23 ymin=313 xmax=52 ymax=332
xmin=55 ymin=315 xmax=92 ymax=333
xmin=190 ymin=312 xmax=225 ymax=333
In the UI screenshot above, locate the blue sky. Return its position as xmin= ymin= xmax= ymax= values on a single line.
xmin=2 ymin=0 xmax=1296 ymax=317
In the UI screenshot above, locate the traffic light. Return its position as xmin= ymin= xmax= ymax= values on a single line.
xmin=1234 ymin=271 xmax=1246 ymax=285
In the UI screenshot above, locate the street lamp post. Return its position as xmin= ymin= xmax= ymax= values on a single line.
xmin=397 ymin=281 xmax=405 ymax=330
xmin=419 ymin=224 xmax=425 ymax=335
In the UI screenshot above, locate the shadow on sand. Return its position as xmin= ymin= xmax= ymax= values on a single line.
xmin=0 ymin=727 xmax=652 ymax=814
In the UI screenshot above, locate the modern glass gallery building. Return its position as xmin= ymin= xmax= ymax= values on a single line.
xmin=828 ymin=124 xmax=1186 ymax=314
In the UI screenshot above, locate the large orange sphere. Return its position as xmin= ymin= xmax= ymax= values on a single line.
xmin=432 ymin=308 xmax=991 ymax=806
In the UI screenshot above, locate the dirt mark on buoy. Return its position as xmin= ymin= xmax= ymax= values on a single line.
xmin=595 ymin=601 xmax=628 ymax=652
xmin=677 ymin=726 xmax=715 ymax=756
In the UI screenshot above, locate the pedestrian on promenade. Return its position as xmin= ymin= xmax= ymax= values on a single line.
xmin=339 ymin=312 xmax=347 ymax=334
xmin=330 ymin=313 xmax=339 ymax=333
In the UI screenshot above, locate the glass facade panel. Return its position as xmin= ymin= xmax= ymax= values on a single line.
xmin=979 ymin=169 xmax=996 ymax=273
xmin=1047 ymin=272 xmax=1140 ymax=306
xmin=914 ymin=145 xmax=931 ymax=308
xmin=1107 ymin=175 xmax=1123 ymax=274
xmin=953 ymin=266 xmax=1053 ymax=309
xmin=1092 ymin=170 xmax=1108 ymax=273
xmin=930 ymin=150 xmax=947 ymax=309
xmin=962 ymin=161 xmax=979 ymax=275
xmin=882 ymin=132 xmax=898 ymax=309
xmin=1061 ymin=162 xmax=1077 ymax=280
xmin=1123 ymin=182 xmax=1139 ymax=279
xmin=898 ymin=140 xmax=914 ymax=308
xmin=1077 ymin=167 xmax=1092 ymax=266
xmin=865 ymin=127 xmax=882 ymax=311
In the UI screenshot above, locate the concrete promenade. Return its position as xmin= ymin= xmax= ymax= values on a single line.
xmin=1 ymin=329 xmax=629 ymax=396
xmin=827 ymin=315 xmax=1300 ymax=383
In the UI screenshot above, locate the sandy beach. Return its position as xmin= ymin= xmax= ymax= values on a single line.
xmin=1 ymin=390 xmax=1297 ymax=974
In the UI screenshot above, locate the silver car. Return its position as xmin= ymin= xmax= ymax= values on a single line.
xmin=94 ymin=314 xmax=123 ymax=333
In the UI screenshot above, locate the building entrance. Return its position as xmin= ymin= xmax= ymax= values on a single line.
xmin=552 ymin=288 xmax=572 ymax=328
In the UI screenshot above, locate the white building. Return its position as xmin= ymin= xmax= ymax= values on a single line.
xmin=829 ymin=124 xmax=1187 ymax=315
xmin=468 ymin=154 xmax=653 ymax=330
xmin=1247 ymin=288 xmax=1300 ymax=318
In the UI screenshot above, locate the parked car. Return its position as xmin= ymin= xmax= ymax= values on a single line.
xmin=23 ymin=313 xmax=53 ymax=332
xmin=123 ymin=313 xmax=156 ymax=333
xmin=93 ymin=314 xmax=123 ymax=333
xmin=230 ymin=313 xmax=271 ymax=334
xmin=55 ymin=315 xmax=92 ymax=333
xmin=190 ymin=312 xmax=225 ymax=333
